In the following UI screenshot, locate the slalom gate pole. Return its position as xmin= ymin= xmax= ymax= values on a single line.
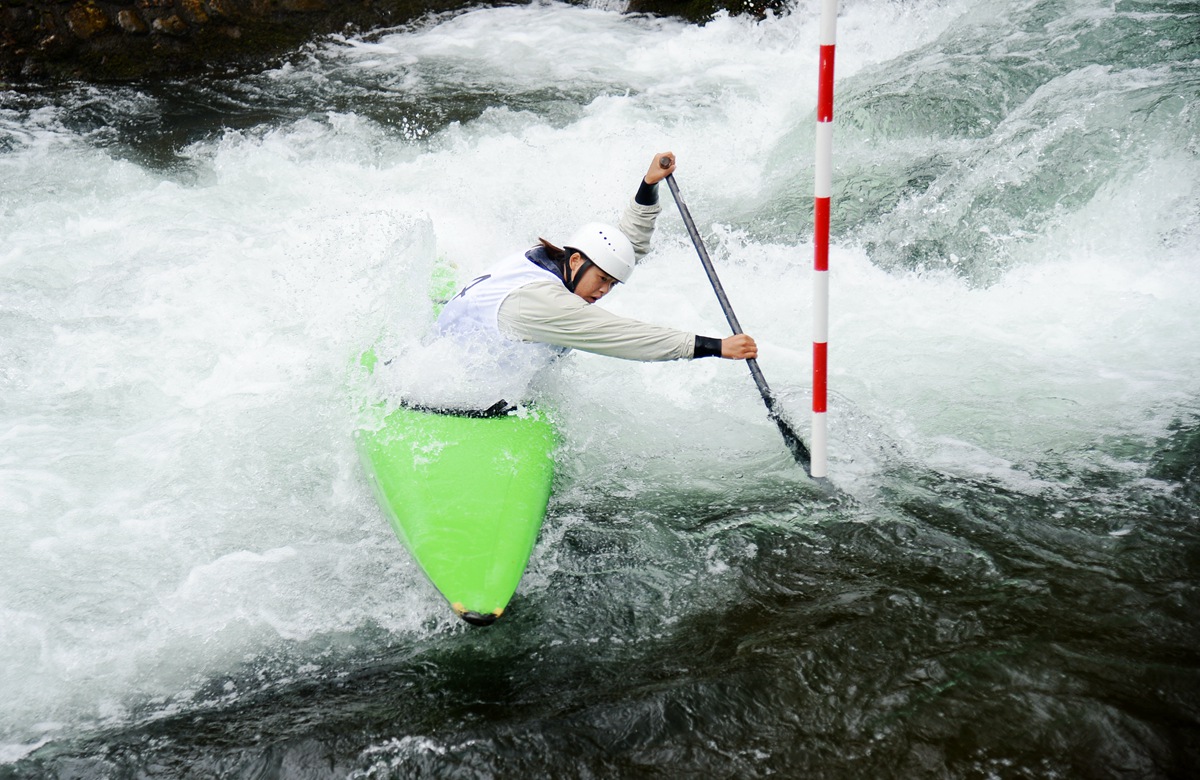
xmin=663 ymin=168 xmax=814 ymax=475
xmin=811 ymin=0 xmax=838 ymax=480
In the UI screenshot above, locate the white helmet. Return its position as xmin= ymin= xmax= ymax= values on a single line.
xmin=564 ymin=222 xmax=636 ymax=283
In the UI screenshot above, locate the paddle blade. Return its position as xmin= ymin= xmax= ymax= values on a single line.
xmin=763 ymin=397 xmax=811 ymax=472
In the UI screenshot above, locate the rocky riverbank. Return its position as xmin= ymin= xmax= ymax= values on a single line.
xmin=1 ymin=0 xmax=787 ymax=82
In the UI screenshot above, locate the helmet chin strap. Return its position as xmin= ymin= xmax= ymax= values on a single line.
xmin=562 ymin=249 xmax=595 ymax=293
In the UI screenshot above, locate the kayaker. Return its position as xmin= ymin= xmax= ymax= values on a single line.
xmin=430 ymin=152 xmax=758 ymax=410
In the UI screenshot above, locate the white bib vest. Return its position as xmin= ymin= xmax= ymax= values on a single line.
xmin=437 ymin=250 xmax=561 ymax=339
xmin=432 ymin=250 xmax=568 ymax=407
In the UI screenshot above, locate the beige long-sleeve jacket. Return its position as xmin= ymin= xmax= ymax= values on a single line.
xmin=496 ymin=198 xmax=697 ymax=361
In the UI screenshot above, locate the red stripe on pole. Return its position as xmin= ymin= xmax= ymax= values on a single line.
xmin=813 ymin=341 xmax=827 ymax=413
xmin=814 ymin=196 xmax=830 ymax=271
xmin=817 ymin=45 xmax=836 ymax=122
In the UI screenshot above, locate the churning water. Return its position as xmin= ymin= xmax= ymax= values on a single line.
xmin=2 ymin=0 xmax=1198 ymax=776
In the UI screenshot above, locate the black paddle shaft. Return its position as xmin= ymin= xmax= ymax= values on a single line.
xmin=662 ymin=170 xmax=813 ymax=473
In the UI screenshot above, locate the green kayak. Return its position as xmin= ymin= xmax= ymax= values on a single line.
xmin=356 ymin=401 xmax=558 ymax=626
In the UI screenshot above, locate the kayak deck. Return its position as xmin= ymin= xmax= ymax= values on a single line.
xmin=356 ymin=403 xmax=557 ymax=624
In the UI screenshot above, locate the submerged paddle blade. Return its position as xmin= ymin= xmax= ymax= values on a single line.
xmin=771 ymin=409 xmax=811 ymax=469
xmin=758 ymin=382 xmax=812 ymax=471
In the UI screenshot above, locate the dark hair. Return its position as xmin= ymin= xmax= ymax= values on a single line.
xmin=537 ymin=238 xmax=569 ymax=264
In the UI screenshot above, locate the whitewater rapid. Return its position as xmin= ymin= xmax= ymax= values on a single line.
xmin=2 ymin=0 xmax=1197 ymax=770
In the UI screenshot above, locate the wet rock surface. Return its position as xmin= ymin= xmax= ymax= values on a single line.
xmin=0 ymin=0 xmax=789 ymax=83
xmin=1 ymin=0 xmax=485 ymax=82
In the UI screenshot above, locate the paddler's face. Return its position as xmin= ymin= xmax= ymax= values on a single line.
xmin=568 ymin=252 xmax=620 ymax=304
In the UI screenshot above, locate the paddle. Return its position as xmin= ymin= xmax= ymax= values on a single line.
xmin=661 ymin=159 xmax=816 ymax=477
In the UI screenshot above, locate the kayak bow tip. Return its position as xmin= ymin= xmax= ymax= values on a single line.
xmin=453 ymin=603 xmax=504 ymax=627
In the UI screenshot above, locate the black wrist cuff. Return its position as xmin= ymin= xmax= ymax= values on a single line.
xmin=694 ymin=335 xmax=722 ymax=359
xmin=635 ymin=179 xmax=659 ymax=206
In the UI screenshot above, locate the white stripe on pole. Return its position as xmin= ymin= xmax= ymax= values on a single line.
xmin=820 ymin=0 xmax=838 ymax=44
xmin=811 ymin=404 xmax=828 ymax=479
xmin=814 ymin=122 xmax=834 ymax=198
xmin=812 ymin=270 xmax=829 ymax=343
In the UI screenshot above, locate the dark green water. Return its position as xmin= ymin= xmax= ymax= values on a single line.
xmin=11 ymin=431 xmax=1200 ymax=777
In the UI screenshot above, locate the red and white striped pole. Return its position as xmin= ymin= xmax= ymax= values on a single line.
xmin=812 ymin=0 xmax=838 ymax=480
